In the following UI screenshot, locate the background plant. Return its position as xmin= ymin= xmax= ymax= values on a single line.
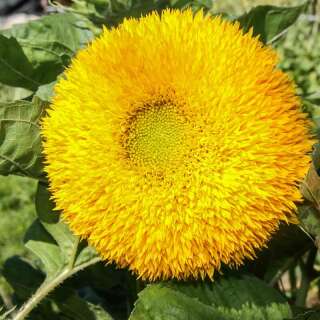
xmin=0 ymin=0 xmax=319 ymax=319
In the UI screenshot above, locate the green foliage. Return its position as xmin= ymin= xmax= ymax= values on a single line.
xmin=34 ymin=81 xmax=56 ymax=103
xmin=242 ymin=224 xmax=312 ymax=286
xmin=32 ymin=183 xmax=100 ymax=279
xmin=0 ymin=84 xmax=31 ymax=103
xmin=1 ymin=182 xmax=113 ymax=319
xmin=130 ymin=276 xmax=292 ymax=319
xmin=237 ymin=2 xmax=308 ymax=43
xmin=0 ymin=0 xmax=319 ymax=319
xmin=0 ymin=176 xmax=36 ymax=265
xmin=276 ymin=15 xmax=320 ymax=136
xmin=3 ymin=257 xmax=114 ymax=320
xmin=0 ymin=99 xmax=46 ymax=180
xmin=278 ymin=17 xmax=320 ymax=97
xmin=68 ymin=0 xmax=169 ymax=26
xmin=291 ymin=309 xmax=320 ymax=319
xmin=68 ymin=0 xmax=214 ymax=26
xmin=0 ymin=176 xmax=35 ymax=318
xmin=0 ymin=35 xmax=40 ymax=91
xmin=299 ymin=143 xmax=320 ymax=233
xmin=1 ymin=13 xmax=95 ymax=90
xmin=3 ymin=13 xmax=95 ymax=53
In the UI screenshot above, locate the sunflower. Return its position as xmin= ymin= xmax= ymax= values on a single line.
xmin=42 ymin=10 xmax=312 ymax=280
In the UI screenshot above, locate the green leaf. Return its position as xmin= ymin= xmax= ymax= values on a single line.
xmin=35 ymin=81 xmax=56 ymax=103
xmin=0 ymin=13 xmax=95 ymax=90
xmin=30 ymin=182 xmax=100 ymax=279
xmin=285 ymin=306 xmax=320 ymax=320
xmin=3 ymin=257 xmax=113 ymax=320
xmin=0 ymin=83 xmax=32 ymax=103
xmin=130 ymin=276 xmax=292 ymax=320
xmin=289 ymin=309 xmax=320 ymax=319
xmin=0 ymin=99 xmax=46 ymax=179
xmin=3 ymin=257 xmax=59 ymax=318
xmin=12 ymin=182 xmax=102 ymax=319
xmin=4 ymin=13 xmax=94 ymax=53
xmin=21 ymin=182 xmax=101 ymax=294
xmin=109 ymin=0 xmax=169 ymax=24
xmin=3 ymin=256 xmax=44 ymax=300
xmin=36 ymin=182 xmax=78 ymax=253
xmin=75 ymin=242 xmax=100 ymax=267
xmin=0 ymin=34 xmax=40 ymax=91
xmin=298 ymin=143 xmax=320 ymax=239
xmin=170 ymin=0 xmax=213 ymax=10
xmin=35 ymin=182 xmax=59 ymax=224
xmin=71 ymin=0 xmax=170 ymax=26
xmin=54 ymin=289 xmax=114 ymax=320
xmin=87 ymin=304 xmax=114 ymax=320
xmin=300 ymin=165 xmax=320 ymax=207
xmin=66 ymin=0 xmax=214 ymax=28
xmin=237 ymin=3 xmax=308 ymax=44
xmin=298 ymin=204 xmax=320 ymax=238
xmin=242 ymin=225 xmax=312 ymax=286
xmin=24 ymin=219 xmax=64 ymax=277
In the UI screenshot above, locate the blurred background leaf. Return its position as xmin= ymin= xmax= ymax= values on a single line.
xmin=237 ymin=2 xmax=308 ymax=44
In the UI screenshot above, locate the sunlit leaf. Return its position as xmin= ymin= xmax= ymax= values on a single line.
xmin=0 ymin=83 xmax=32 ymax=103
xmin=0 ymin=99 xmax=46 ymax=179
xmin=13 ymin=182 xmax=102 ymax=318
xmin=35 ymin=81 xmax=56 ymax=103
xmin=237 ymin=3 xmax=308 ymax=44
xmin=0 ymin=13 xmax=95 ymax=91
xmin=36 ymin=186 xmax=100 ymax=275
xmin=130 ymin=276 xmax=292 ymax=320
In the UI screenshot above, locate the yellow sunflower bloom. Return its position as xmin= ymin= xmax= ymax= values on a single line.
xmin=42 ymin=10 xmax=313 ymax=280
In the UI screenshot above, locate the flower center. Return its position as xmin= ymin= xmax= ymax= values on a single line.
xmin=125 ymin=106 xmax=188 ymax=169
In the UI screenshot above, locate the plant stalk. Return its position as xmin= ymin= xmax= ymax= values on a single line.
xmin=11 ymin=257 xmax=101 ymax=320
xmin=296 ymin=248 xmax=317 ymax=307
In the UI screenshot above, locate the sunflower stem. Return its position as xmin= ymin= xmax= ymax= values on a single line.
xmin=289 ymin=266 xmax=297 ymax=300
xmin=11 ymin=254 xmax=100 ymax=320
xmin=296 ymin=248 xmax=317 ymax=307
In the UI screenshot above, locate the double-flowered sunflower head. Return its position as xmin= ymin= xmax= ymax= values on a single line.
xmin=42 ymin=10 xmax=313 ymax=280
